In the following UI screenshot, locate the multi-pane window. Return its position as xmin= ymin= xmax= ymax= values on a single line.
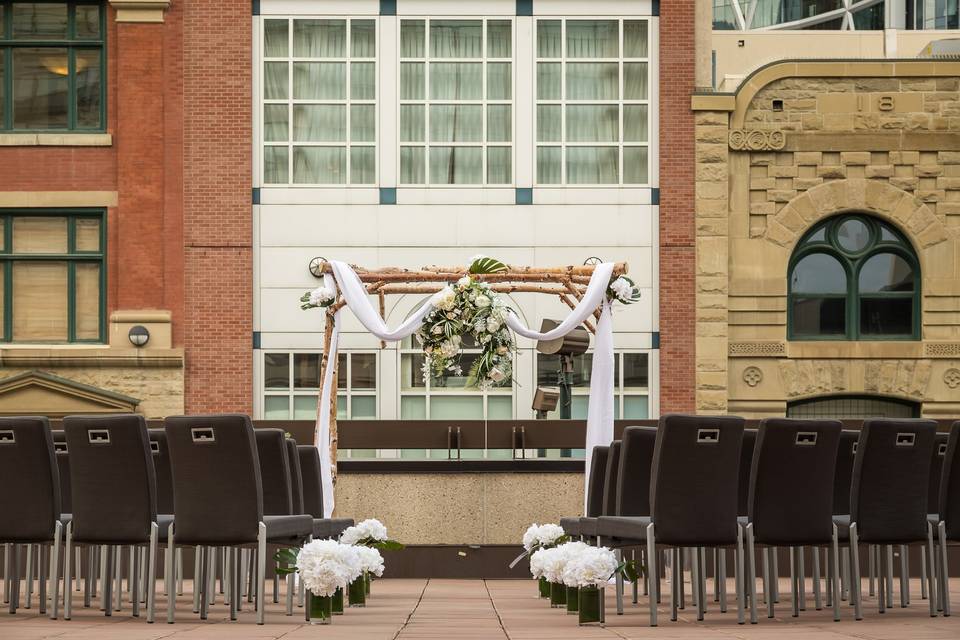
xmin=788 ymin=215 xmax=920 ymax=340
xmin=263 ymin=351 xmax=378 ymax=420
xmin=399 ymin=18 xmax=513 ymax=185
xmin=535 ymin=351 xmax=650 ymax=419
xmin=0 ymin=1 xmax=105 ymax=131
xmin=262 ymin=18 xmax=376 ymax=185
xmin=0 ymin=210 xmax=105 ymax=343
xmin=399 ymin=335 xmax=513 ymax=420
xmin=535 ymin=18 xmax=649 ymax=185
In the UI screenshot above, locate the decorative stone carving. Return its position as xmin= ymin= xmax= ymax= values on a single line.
xmin=729 ymin=341 xmax=786 ymax=357
xmin=926 ymin=342 xmax=960 ymax=358
xmin=742 ymin=366 xmax=763 ymax=387
xmin=945 ymin=368 xmax=960 ymax=389
xmin=778 ymin=361 xmax=848 ymax=398
xmin=729 ymin=129 xmax=786 ymax=151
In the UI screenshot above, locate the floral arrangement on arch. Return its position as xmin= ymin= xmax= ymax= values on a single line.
xmin=417 ymin=256 xmax=515 ymax=390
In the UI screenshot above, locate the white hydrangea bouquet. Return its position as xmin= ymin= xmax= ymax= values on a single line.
xmin=339 ymin=518 xmax=404 ymax=551
xmin=514 ymin=523 xmax=571 ymax=597
xmin=416 ymin=256 xmax=515 ymax=390
xmin=275 ymin=540 xmax=362 ymax=624
xmin=530 ymin=541 xmax=589 ymax=608
xmin=607 ymin=275 xmax=642 ymax=304
xmin=561 ymin=545 xmax=622 ymax=625
xmin=346 ymin=545 xmax=385 ymax=607
xmin=300 ymin=282 xmax=337 ymax=309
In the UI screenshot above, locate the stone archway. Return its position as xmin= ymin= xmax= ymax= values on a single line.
xmin=764 ymin=179 xmax=949 ymax=253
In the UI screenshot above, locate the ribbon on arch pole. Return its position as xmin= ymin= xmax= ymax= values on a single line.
xmin=316 ymin=260 xmax=616 ymax=517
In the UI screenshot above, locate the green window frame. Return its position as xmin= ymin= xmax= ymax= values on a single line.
xmin=787 ymin=395 xmax=920 ymax=419
xmin=0 ymin=1 xmax=107 ymax=131
xmin=787 ymin=214 xmax=921 ymax=341
xmin=0 ymin=208 xmax=107 ymax=343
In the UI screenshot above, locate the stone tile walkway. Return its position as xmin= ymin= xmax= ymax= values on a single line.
xmin=1 ymin=578 xmax=959 ymax=639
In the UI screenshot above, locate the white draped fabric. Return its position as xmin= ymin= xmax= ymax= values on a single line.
xmin=315 ymin=260 xmax=617 ymax=517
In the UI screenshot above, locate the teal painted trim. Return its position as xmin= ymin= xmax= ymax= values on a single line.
xmin=515 ymin=188 xmax=532 ymax=205
xmin=652 ymin=332 xmax=659 ymax=349
xmin=253 ymin=331 xmax=261 ymax=349
xmin=253 ymin=0 xmax=260 ymax=15
xmin=380 ymin=187 xmax=397 ymax=205
xmin=252 ymin=188 xmax=261 ymax=204
xmin=380 ymin=0 xmax=396 ymax=16
xmin=516 ymin=0 xmax=533 ymax=16
xmin=651 ymin=188 xmax=659 ymax=205
xmin=652 ymin=0 xmax=659 ymax=15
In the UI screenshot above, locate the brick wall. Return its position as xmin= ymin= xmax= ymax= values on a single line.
xmin=658 ymin=1 xmax=697 ymax=412
xmin=182 ymin=1 xmax=252 ymax=413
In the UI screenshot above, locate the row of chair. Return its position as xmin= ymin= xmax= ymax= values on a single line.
xmin=560 ymin=416 xmax=959 ymax=626
xmin=0 ymin=414 xmax=353 ymax=624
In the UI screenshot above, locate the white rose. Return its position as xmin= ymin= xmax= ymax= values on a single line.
xmin=475 ymin=295 xmax=491 ymax=308
xmin=457 ymin=276 xmax=472 ymax=289
xmin=497 ymin=345 xmax=509 ymax=355
xmin=488 ymin=367 xmax=506 ymax=383
xmin=610 ymin=277 xmax=634 ymax=301
xmin=308 ymin=285 xmax=335 ymax=306
xmin=486 ymin=319 xmax=500 ymax=332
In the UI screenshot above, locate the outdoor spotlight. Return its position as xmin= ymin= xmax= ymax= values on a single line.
xmin=536 ymin=319 xmax=590 ymax=420
xmin=532 ymin=387 xmax=560 ymax=419
xmin=128 ymin=325 xmax=150 ymax=347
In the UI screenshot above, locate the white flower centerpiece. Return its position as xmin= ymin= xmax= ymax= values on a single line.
xmin=278 ymin=540 xmax=362 ymax=624
xmin=416 ymin=256 xmax=515 ymax=390
xmin=606 ymin=275 xmax=642 ymax=305
xmin=519 ymin=523 xmax=570 ymax=597
xmin=530 ymin=541 xmax=589 ymax=608
xmin=339 ymin=519 xmax=403 ymax=601
xmin=561 ymin=545 xmax=619 ymax=623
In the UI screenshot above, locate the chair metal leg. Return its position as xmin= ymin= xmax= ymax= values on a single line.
xmin=128 ymin=547 xmax=135 ymax=601
xmin=256 ymin=523 xmax=267 ymax=625
xmin=632 ymin=549 xmax=639 ymax=604
xmin=230 ymin=548 xmax=239 ymax=621
xmin=25 ymin=544 xmax=34 ymax=609
xmin=9 ymin=545 xmax=20 ymax=614
xmin=799 ymin=547 xmax=806 ymax=612
xmin=49 ymin=521 xmax=62 ymax=620
xmin=926 ymin=522 xmax=937 ymax=618
xmin=206 ymin=546 xmax=216 ymax=607
xmin=166 ymin=525 xmax=175 ymax=625
xmin=64 ymin=526 xmax=74 ymax=620
xmin=199 ymin=547 xmax=209 ymax=620
xmin=132 ymin=544 xmax=141 ymax=618
xmin=646 ymin=523 xmax=657 ymax=627
xmin=192 ymin=546 xmax=201 ymax=613
xmin=921 ymin=550 xmax=928 ymax=600
xmin=772 ymin=551 xmax=779 ymax=603
xmin=84 ymin=548 xmax=93 ymax=608
xmin=878 ymin=544 xmax=887 ymax=614
xmin=885 ymin=545 xmax=894 ymax=607
xmin=698 ymin=547 xmax=707 ymax=617
xmin=790 ymin=547 xmax=799 ymax=618
xmin=813 ymin=546 xmax=822 ymax=611
xmin=831 ymin=525 xmax=841 ymax=622
xmin=938 ymin=522 xmax=950 ymax=617
xmin=75 ymin=550 xmax=81 ymax=592
xmin=176 ymin=548 xmax=184 ymax=596
xmin=899 ymin=544 xmax=908 ymax=608
xmin=615 ymin=548 xmax=624 ymax=614
xmin=2 ymin=544 xmax=9 ymax=605
xmin=146 ymin=523 xmax=157 ymax=623
xmin=690 ymin=547 xmax=702 ymax=621
xmin=670 ymin=547 xmax=679 ymax=621
xmin=841 ymin=547 xmax=850 ymax=602
xmin=742 ymin=524 xmax=752 ymax=625
xmin=38 ymin=545 xmax=47 ymax=614
xmin=718 ymin=548 xmax=727 ymax=613
xmin=764 ymin=547 xmax=774 ymax=617
xmin=286 ymin=571 xmax=294 ymax=615
xmin=849 ymin=523 xmax=863 ymax=620
xmin=868 ymin=544 xmax=876 ymax=597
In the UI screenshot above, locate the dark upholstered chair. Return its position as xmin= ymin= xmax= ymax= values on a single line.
xmin=560 ymin=445 xmax=608 ymax=539
xmin=743 ymin=418 xmax=842 ymax=623
xmin=934 ymin=422 xmax=960 ymax=616
xmin=0 ymin=417 xmax=64 ymax=619
xmin=297 ymin=445 xmax=353 ymax=538
xmin=834 ymin=419 xmax=938 ymax=619
xmin=164 ymin=415 xmax=312 ymax=624
xmin=62 ymin=414 xmax=166 ymax=622
xmin=598 ymin=414 xmax=746 ymax=626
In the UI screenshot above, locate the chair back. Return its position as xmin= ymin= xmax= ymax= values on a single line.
xmin=0 ymin=417 xmax=60 ymax=542
xmin=929 ymin=431 xmax=949 ymax=515
xmin=52 ymin=430 xmax=71 ymax=514
xmin=737 ymin=429 xmax=757 ymax=517
xmin=165 ymin=414 xmax=263 ymax=545
xmin=148 ymin=429 xmax=175 ymax=515
xmin=650 ymin=414 xmax=744 ymax=546
xmin=286 ymin=438 xmax=305 ymax=515
xmin=617 ymin=426 xmax=656 ymax=517
xmin=748 ymin=418 xmax=842 ymax=544
xmin=64 ymin=414 xmax=156 ymax=544
xmin=298 ymin=445 xmax=324 ymax=519
xmin=941 ymin=422 xmax=960 ymax=541
xmin=255 ymin=429 xmax=294 ymax=515
xmin=833 ymin=430 xmax=859 ymax=515
xmin=851 ymin=418 xmax=937 ymax=543
xmin=601 ymin=440 xmax=622 ymax=517
xmin=584 ymin=445 xmax=609 ymax=518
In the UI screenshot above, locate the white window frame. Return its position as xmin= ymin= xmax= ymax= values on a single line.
xmin=261 ymin=16 xmax=378 ymax=186
xmin=397 ymin=17 xmax=516 ymax=187
xmin=534 ymin=349 xmax=653 ymax=419
xmin=261 ymin=350 xmax=379 ymax=420
xmin=534 ymin=17 xmax=651 ymax=187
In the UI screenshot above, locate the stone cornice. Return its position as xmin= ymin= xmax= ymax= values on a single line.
xmin=109 ymin=0 xmax=171 ymax=23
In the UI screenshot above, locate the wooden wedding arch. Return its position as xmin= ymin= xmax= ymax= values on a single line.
xmin=312 ymin=260 xmax=629 ymax=474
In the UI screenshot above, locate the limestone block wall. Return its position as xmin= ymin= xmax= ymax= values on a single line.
xmin=693 ymin=61 xmax=960 ymax=419
xmin=334 ymin=473 xmax=583 ymax=545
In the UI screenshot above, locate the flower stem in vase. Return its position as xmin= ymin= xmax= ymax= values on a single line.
xmin=348 ymin=573 xmax=367 ymax=607
xmin=566 ymin=586 xmax=579 ymax=614
xmin=578 ymin=586 xmax=602 ymax=625
xmin=308 ymin=592 xmax=333 ymax=625
xmin=365 ymin=571 xmax=371 ymax=596
xmin=538 ymin=577 xmax=550 ymax=599
xmin=332 ymin=586 xmax=344 ymax=614
xmin=549 ymin=582 xmax=567 ymax=608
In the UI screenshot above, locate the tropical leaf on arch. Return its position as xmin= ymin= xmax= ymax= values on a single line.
xmin=469 ymin=256 xmax=508 ymax=275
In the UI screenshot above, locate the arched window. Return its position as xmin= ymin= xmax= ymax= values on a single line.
xmin=788 ymin=215 xmax=920 ymax=340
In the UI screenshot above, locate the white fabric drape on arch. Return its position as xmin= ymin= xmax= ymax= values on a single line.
xmin=315 ymin=259 xmax=616 ymax=517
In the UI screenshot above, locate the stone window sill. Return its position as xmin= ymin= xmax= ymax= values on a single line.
xmin=0 ymin=133 xmax=113 ymax=147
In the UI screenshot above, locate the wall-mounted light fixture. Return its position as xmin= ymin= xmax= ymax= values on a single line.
xmin=128 ymin=325 xmax=150 ymax=347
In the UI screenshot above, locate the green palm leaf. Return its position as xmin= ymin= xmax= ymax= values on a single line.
xmin=469 ymin=257 xmax=508 ymax=274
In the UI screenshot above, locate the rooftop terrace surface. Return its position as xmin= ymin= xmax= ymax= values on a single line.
xmin=3 ymin=577 xmax=959 ymax=640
